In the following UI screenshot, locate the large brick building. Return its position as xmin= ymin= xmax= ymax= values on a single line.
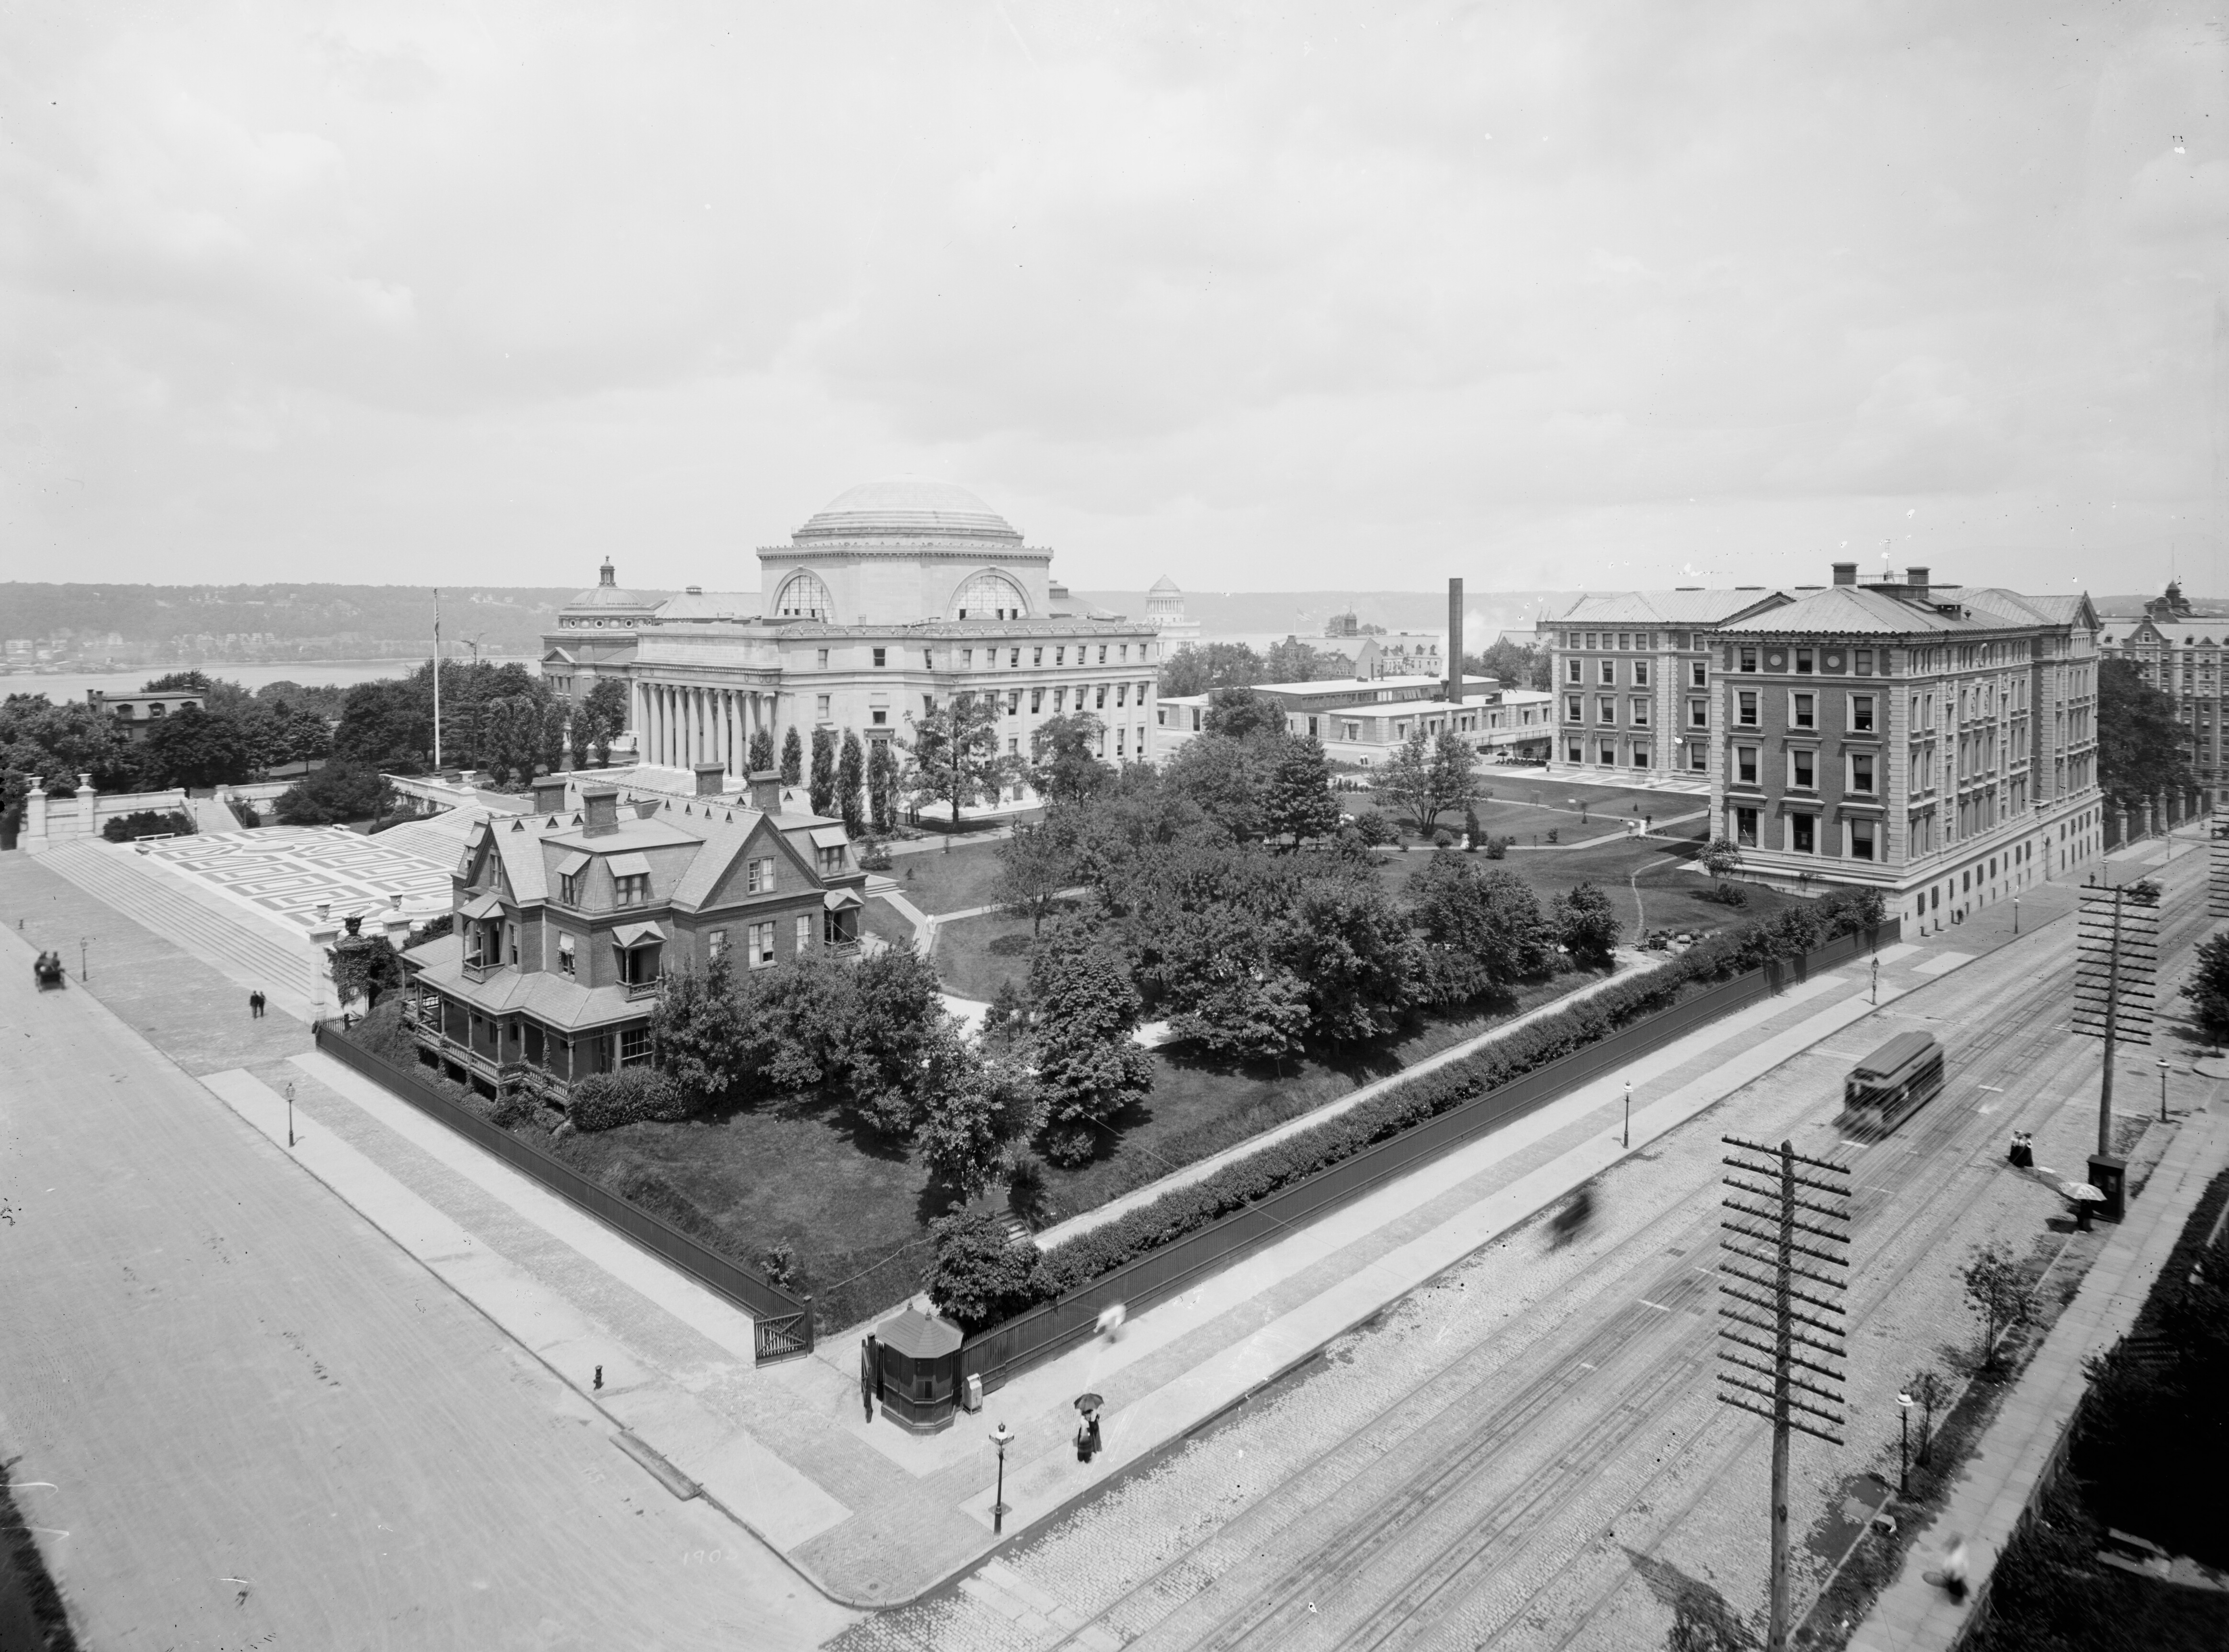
xmin=1709 ymin=565 xmax=2101 ymax=924
xmin=2095 ymin=581 xmax=2226 ymax=786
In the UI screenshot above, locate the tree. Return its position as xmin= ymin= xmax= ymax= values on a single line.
xmin=2184 ymin=933 xmax=2229 ymax=1042
xmin=809 ymin=726 xmax=837 ymax=816
xmin=1961 ymin=1241 xmax=2033 ymax=1374
xmin=1024 ymin=713 xmax=1110 ymax=808
xmin=996 ymin=816 xmax=1076 ymax=936
xmin=333 ymin=674 xmax=434 ymax=772
xmin=1262 ymin=735 xmax=1342 ymax=849
xmin=1162 ymin=733 xmax=1269 ymax=842
xmin=1157 ymin=640 xmax=1262 ymax=699
xmin=925 ymin=1212 xmax=1040 ymax=1335
xmin=1028 ymin=917 xmax=1154 ymax=1164
xmin=0 ymin=693 xmax=138 ymax=792
xmin=140 ymin=704 xmax=254 ymax=788
xmin=1699 ymin=836 xmax=1743 ymax=876
xmin=900 ymin=693 xmax=1010 ymax=828
xmin=330 ymin=931 xmax=404 ymax=1012
xmin=1553 ymin=880 xmax=1622 ymax=968
xmin=836 ymin=730 xmax=866 ymax=835
xmin=1469 ymin=638 xmax=1549 ymax=691
xmin=1380 ymin=725 xmax=1438 ymax=832
xmin=831 ymin=944 xmax=951 ymax=1137
xmin=2096 ymin=656 xmax=2193 ymax=807
xmin=1427 ymin=731 xmax=1480 ymax=830
xmin=538 ymin=698 xmax=569 ymax=776
xmin=867 ymin=737 xmax=899 ymax=832
xmin=747 ymin=726 xmax=776 ymax=775
xmin=912 ymin=1034 xmax=1032 ymax=1205
xmin=1158 ymin=905 xmax=1311 ymax=1064
xmin=1407 ymin=854 xmax=1551 ymax=1004
xmin=1202 ymin=685 xmax=1281 ymax=741
xmin=650 ymin=956 xmax=754 ymax=1104
xmin=274 ymin=762 xmax=392 ymax=825
xmin=1264 ymin=636 xmax=1344 ymax=683
xmin=1905 ymin=1368 xmax=1949 ymax=1467
xmin=577 ymin=678 xmax=630 ymax=767
xmin=1281 ymin=876 xmax=1422 ymax=1043
xmin=780 ymin=726 xmax=804 ymax=786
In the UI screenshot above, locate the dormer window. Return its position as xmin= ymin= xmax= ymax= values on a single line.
xmin=818 ymin=845 xmax=844 ymax=875
xmin=614 ymin=874 xmax=648 ymax=907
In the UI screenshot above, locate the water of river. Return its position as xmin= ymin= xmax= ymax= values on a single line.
xmin=1 ymin=658 xmax=535 ymax=706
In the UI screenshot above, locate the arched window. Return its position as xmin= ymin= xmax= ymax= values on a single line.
xmin=952 ymin=570 xmax=1027 ymax=621
xmin=775 ymin=570 xmax=834 ymax=620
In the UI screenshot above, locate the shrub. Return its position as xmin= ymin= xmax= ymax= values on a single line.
xmin=102 ymin=808 xmax=194 ymax=843
xmin=1545 ymin=827 xmax=1559 ymax=844
xmin=1482 ymin=834 xmax=1509 ymax=859
xmin=759 ymin=1242 xmax=799 ymax=1293
xmin=489 ymin=1089 xmax=539 ymax=1128
xmin=406 ymin=912 xmax=454 ymax=949
xmin=569 ymin=1065 xmax=692 ymax=1131
xmin=926 ymin=1211 xmax=1041 ymax=1334
xmin=1350 ymin=811 xmax=1396 ymax=848
xmin=1698 ymin=881 xmax=1749 ymax=908
xmin=275 ymin=762 xmax=393 ymax=826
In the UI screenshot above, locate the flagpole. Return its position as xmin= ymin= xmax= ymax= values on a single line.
xmin=433 ymin=587 xmax=443 ymax=772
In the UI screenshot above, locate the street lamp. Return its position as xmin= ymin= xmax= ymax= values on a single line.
xmin=78 ymin=936 xmax=87 ymax=982
xmin=1622 ymin=1081 xmax=1632 ymax=1149
xmin=285 ymin=1081 xmax=296 ymax=1148
xmin=988 ymin=1421 xmax=1015 ymax=1534
xmin=1897 ymin=1390 xmax=1914 ymax=1495
xmin=2158 ymin=1057 xmax=2172 ymax=1122
xmin=1870 ymin=956 xmax=1879 ymax=1007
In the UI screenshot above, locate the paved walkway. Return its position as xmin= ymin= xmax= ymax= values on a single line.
xmin=1848 ymin=1102 xmax=2229 ymax=1652
xmin=0 ymin=833 xmax=2127 ymax=1616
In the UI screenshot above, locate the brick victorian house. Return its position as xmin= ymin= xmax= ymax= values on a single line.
xmin=399 ymin=767 xmax=868 ymax=1104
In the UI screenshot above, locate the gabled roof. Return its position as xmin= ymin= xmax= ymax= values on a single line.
xmin=1718 ymin=585 xmax=1971 ymax=635
xmin=1558 ymin=590 xmax=1790 ymax=626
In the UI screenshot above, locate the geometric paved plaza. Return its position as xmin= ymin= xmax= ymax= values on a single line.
xmin=138 ymin=824 xmax=455 ymax=932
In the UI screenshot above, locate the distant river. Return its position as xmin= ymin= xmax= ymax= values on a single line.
xmin=1 ymin=657 xmax=536 ymax=706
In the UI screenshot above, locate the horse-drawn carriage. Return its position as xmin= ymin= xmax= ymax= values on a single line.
xmin=32 ymin=951 xmax=64 ymax=990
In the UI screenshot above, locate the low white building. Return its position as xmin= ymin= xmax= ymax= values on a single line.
xmin=1153 ymin=675 xmax=1553 ymax=767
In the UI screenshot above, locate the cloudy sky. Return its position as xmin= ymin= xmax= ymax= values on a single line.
xmin=2 ymin=1 xmax=2224 ymax=597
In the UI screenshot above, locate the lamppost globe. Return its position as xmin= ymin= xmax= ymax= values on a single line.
xmin=989 ymin=1421 xmax=1015 ymax=1534
xmin=1896 ymin=1390 xmax=1914 ymax=1495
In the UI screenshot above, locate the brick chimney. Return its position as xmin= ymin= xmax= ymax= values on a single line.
xmin=693 ymin=761 xmax=726 ymax=798
xmin=532 ymin=776 xmax=568 ymax=814
xmin=748 ymin=768 xmax=781 ymax=813
xmin=580 ymin=784 xmax=620 ymax=838
xmin=1831 ymin=562 xmax=1857 ymax=586
xmin=1907 ymin=567 xmax=1930 ymax=597
xmin=1445 ymin=577 xmax=1465 ymax=705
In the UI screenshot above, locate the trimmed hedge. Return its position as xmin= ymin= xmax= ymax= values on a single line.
xmin=569 ymin=1065 xmax=692 ymax=1131
xmin=1019 ymin=889 xmax=1884 ymax=1301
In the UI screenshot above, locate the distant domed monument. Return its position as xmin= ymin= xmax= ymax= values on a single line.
xmin=1145 ymin=574 xmax=1201 ymax=648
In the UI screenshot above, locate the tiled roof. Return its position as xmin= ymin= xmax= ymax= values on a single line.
xmin=410 ymin=953 xmax=641 ymax=1030
xmin=1718 ymin=586 xmax=1973 ymax=635
xmin=1558 ymin=590 xmax=1789 ymax=626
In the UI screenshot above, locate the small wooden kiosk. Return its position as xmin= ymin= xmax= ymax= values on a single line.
xmin=873 ymin=1304 xmax=965 ymax=1433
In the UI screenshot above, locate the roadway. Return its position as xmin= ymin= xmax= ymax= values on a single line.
xmin=837 ymin=846 xmax=2214 ymax=1652
xmin=0 ymin=923 xmax=854 ymax=1651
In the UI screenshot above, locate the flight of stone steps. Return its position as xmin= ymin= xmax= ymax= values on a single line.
xmin=37 ymin=839 xmax=319 ymax=1009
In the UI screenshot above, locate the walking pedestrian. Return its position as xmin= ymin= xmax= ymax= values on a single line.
xmin=1086 ymin=1412 xmax=1103 ymax=1457
xmin=1941 ymin=1534 xmax=1969 ymax=1603
xmin=248 ymin=989 xmax=264 ymax=1019
xmin=1075 ymin=1417 xmax=1093 ymax=1463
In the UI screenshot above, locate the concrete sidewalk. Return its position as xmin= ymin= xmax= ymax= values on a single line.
xmin=1848 ymin=1102 xmax=2229 ymax=1652
xmin=0 ymin=838 xmax=2114 ymax=1611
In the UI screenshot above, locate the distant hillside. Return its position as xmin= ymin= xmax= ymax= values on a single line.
xmin=1071 ymin=590 xmax=1573 ymax=638
xmin=2093 ymin=593 xmax=2229 ymax=618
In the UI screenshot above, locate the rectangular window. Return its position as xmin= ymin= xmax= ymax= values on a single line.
xmin=872 ymin=709 xmax=887 ymax=725
xmin=872 ymin=648 xmax=886 ymax=668
xmin=816 ymin=694 xmax=831 ymax=720
xmin=1567 ymin=657 xmax=1583 ymax=684
xmin=1006 ymin=689 xmax=1020 ymax=715
xmin=1735 ymin=806 xmax=1759 ymax=847
xmin=1850 ymin=820 xmax=1876 ymax=860
xmin=1033 ymin=647 xmax=1043 ymax=666
xmin=507 ymin=923 xmax=519 ymax=965
xmin=559 ymin=872 xmax=581 ymax=906
xmin=1851 ymin=694 xmax=1875 ymax=733
xmin=749 ymin=922 xmax=775 ymax=968
xmin=1032 ymin=687 xmax=1044 ymax=713
xmin=1850 ymin=752 xmax=1876 ymax=794
xmin=923 ymin=694 xmax=935 ymax=716
xmin=1599 ymin=742 xmax=1616 ymax=765
xmin=747 ymin=856 xmax=775 ymax=894
xmin=1633 ymin=660 xmax=1650 ymax=687
xmin=621 ymin=1026 xmax=652 ymax=1066
xmin=558 ymin=934 xmax=577 ymax=976
xmin=923 ymin=650 xmax=933 ymax=670
xmin=1098 ymin=646 xmax=1108 ymax=664
xmin=1119 ymin=644 xmax=1128 ymax=662
xmin=1567 ymin=741 xmax=1584 ymax=763
xmin=1739 ymin=648 xmax=1758 ymax=673
xmin=962 ymin=649 xmax=974 ymax=667
xmin=1010 ymin=649 xmax=1020 ymax=667
xmin=1855 ymin=649 xmax=1873 ymax=676
xmin=1738 ymin=690 xmax=1759 ymax=727
xmin=1056 ymin=647 xmax=1066 ymax=665
xmin=796 ymin=914 xmax=812 ymax=955
xmin=1095 ymin=685 xmax=1107 ymax=709
xmin=1791 ymin=814 xmax=1815 ymax=854
xmin=1688 ymin=741 xmax=1707 ymax=772
xmin=1736 ymin=746 xmax=1758 ymax=785
xmin=1792 ymin=693 xmax=1816 ymax=729
xmin=1630 ymin=698 xmax=1650 ymax=727
xmin=817 ymin=648 xmax=830 ymax=668
xmin=1599 ymin=659 xmax=1615 ymax=686
xmin=1630 ymin=745 xmax=1650 ymax=768
xmin=1585 ymin=632 xmax=1599 ymax=649
xmin=1055 ymin=686 xmax=1068 ymax=712
xmin=1116 ymin=683 xmax=1128 ymax=707
xmin=1692 ymin=661 xmax=1707 ymax=688
xmin=707 ymin=929 xmax=727 ymax=960
xmin=1566 ymin=695 xmax=1583 ymax=722
xmin=817 ymin=845 xmax=845 ymax=875
xmin=1791 ymin=749 xmax=1816 ymax=789
xmin=614 ymin=874 xmax=649 ymax=907
xmin=1597 ymin=696 xmax=1617 ymax=724
xmin=1688 ymin=699 xmax=1707 ymax=728
xmin=1796 ymin=649 xmax=1814 ymax=674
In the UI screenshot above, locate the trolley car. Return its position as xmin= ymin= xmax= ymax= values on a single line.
xmin=1842 ymin=1031 xmax=1945 ymax=1132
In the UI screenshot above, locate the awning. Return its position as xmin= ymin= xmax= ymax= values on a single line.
xmin=554 ymin=850 xmax=589 ymax=878
xmin=457 ymin=892 xmax=504 ymax=921
xmin=823 ymin=888 xmax=865 ymax=911
xmin=604 ymin=851 xmax=651 ymax=878
xmin=610 ymin=921 xmax=666 ymax=949
xmin=809 ymin=826 xmax=849 ymax=850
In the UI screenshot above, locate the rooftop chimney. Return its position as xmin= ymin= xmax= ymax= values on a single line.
xmin=580 ymin=784 xmax=620 ymax=838
xmin=748 ymin=768 xmax=782 ymax=813
xmin=532 ymin=775 xmax=568 ymax=814
xmin=1907 ymin=567 xmax=1930 ymax=597
xmin=1446 ymin=577 xmax=1465 ymax=706
xmin=693 ymin=761 xmax=726 ymax=798
xmin=1832 ymin=562 xmax=1857 ymax=586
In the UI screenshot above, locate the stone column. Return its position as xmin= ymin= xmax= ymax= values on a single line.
xmin=76 ymin=774 xmax=97 ymax=837
xmin=308 ymin=908 xmax=340 ymax=1025
xmin=2141 ymin=798 xmax=2154 ymax=839
xmin=22 ymin=777 xmax=46 ymax=855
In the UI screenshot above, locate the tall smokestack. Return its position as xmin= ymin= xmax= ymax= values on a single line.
xmin=1446 ymin=577 xmax=1464 ymax=705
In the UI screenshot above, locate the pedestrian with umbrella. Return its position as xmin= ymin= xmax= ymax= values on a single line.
xmin=1074 ymin=1392 xmax=1104 ymax=1463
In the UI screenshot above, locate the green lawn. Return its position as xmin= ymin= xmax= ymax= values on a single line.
xmin=884 ymin=840 xmax=1010 ymax=914
xmin=935 ymin=910 xmax=1046 ymax=1001
xmin=1365 ymin=836 xmax=1798 ymax=940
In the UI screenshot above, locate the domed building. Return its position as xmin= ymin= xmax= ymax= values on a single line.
xmin=540 ymin=478 xmax=1161 ymax=810
xmin=1144 ymin=574 xmax=1202 ymax=648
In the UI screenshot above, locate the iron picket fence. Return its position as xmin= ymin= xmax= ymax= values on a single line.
xmin=958 ymin=919 xmax=1898 ymax=1394
xmin=311 ymin=1024 xmax=815 ymax=1361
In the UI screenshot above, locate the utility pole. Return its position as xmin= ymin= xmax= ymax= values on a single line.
xmin=2074 ymin=884 xmax=2158 ymax=1158
xmin=1718 ymin=1135 xmax=1851 ymax=1652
